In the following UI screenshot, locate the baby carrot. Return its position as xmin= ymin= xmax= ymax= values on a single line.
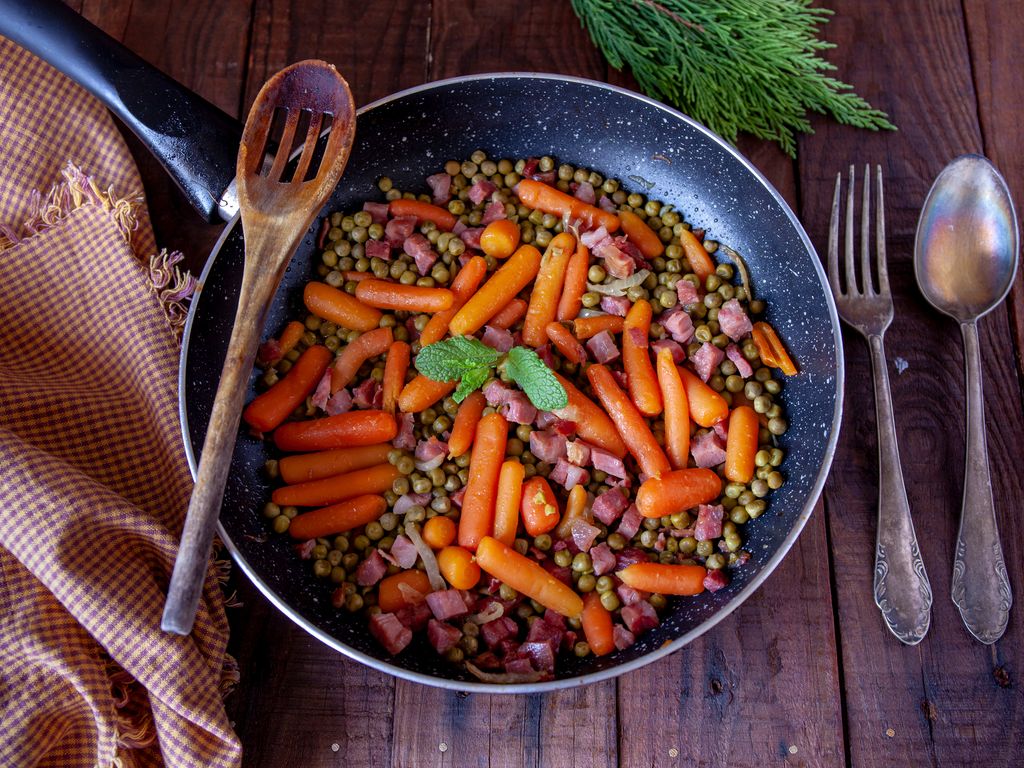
xmin=522 ymin=232 xmax=576 ymax=347
xmin=752 ymin=321 xmax=798 ymax=376
xmin=488 ymin=298 xmax=528 ymax=330
xmin=617 ymin=562 xmax=707 ymax=596
xmin=556 ymin=243 xmax=590 ymax=321
xmin=573 ymin=314 xmax=624 ymax=340
xmin=381 ymin=340 xmax=410 ymax=413
xmin=514 ymin=178 xmax=621 ymax=233
xmin=258 ymin=319 xmax=305 ymax=364
xmin=419 ymin=256 xmax=488 ymax=346
xmin=355 ymin=278 xmax=454 ymax=313
xmin=288 ymin=494 xmax=387 ymax=540
xmin=397 ymin=375 xmax=457 ymax=413
xmin=581 ymin=592 xmax=615 ymax=656
xmin=678 ymin=228 xmax=716 ymax=282
xmin=585 ymin=364 xmax=671 ymax=478
xmin=545 ymin=322 xmax=587 ymax=364
xmin=272 ymin=462 xmax=401 ymax=507
xmin=243 ymin=345 xmax=332 ymax=432
xmin=422 ymin=515 xmax=458 ymax=549
xmin=554 ymin=483 xmax=590 ymax=539
xmin=331 ymin=327 xmax=393 ymax=392
xmin=378 ymin=570 xmax=433 ymax=613
xmin=656 ymin=348 xmax=690 ymax=470
xmin=724 ymin=405 xmax=759 ymax=484
xmin=388 ymin=198 xmax=457 ymax=230
xmin=274 ymin=410 xmax=397 ymax=452
xmin=493 ymin=459 xmax=525 ymax=545
xmin=303 ymin=281 xmax=381 ymax=331
xmin=634 ymin=468 xmax=722 ymax=519
xmin=551 ymin=373 xmax=628 ymax=458
xmin=623 ymin=299 xmax=663 ymax=417
xmin=449 ymin=245 xmax=542 ymax=336
xmin=447 ymin=391 xmax=486 ymax=457
xmin=278 ymin=444 xmax=392 ymax=484
xmin=520 ymin=476 xmax=561 ymax=537
xmin=457 ymin=412 xmax=508 ymax=551
xmin=475 ymin=536 xmax=584 ymax=619
xmin=677 ymin=367 xmax=729 ymax=427
xmin=437 ymin=545 xmax=481 ymax=589
xmin=618 ymin=209 xmax=665 ymax=259
xmin=479 ymin=218 xmax=521 ymax=259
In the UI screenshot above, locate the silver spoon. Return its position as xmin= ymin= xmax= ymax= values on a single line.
xmin=914 ymin=154 xmax=1017 ymax=644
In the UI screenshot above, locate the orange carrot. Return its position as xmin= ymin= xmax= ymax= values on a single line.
xmin=272 ymin=462 xmax=401 ymax=507
xmin=447 ymin=391 xmax=486 ymax=457
xmin=389 ymin=198 xmax=457 ymax=230
xmin=677 ymin=367 xmax=729 ymax=427
xmin=437 ymin=545 xmax=481 ymax=589
xmin=619 ymin=209 xmax=665 ymax=259
xmin=656 ymin=348 xmax=690 ymax=470
xmin=377 ymin=570 xmax=433 ymax=612
xmin=635 ymin=468 xmax=722 ymax=519
xmin=303 ymin=281 xmax=381 ymax=332
xmin=279 ymin=444 xmax=392 ymax=484
xmin=545 ymin=322 xmax=587 ymax=364
xmin=419 ymin=256 xmax=488 ymax=346
xmin=355 ymin=278 xmax=454 ymax=313
xmin=288 ymin=494 xmax=386 ymax=539
xmin=585 ymin=364 xmax=671 ymax=478
xmin=258 ymin=319 xmax=305 ymax=364
xmin=581 ymin=592 xmax=615 ymax=656
xmin=520 ymin=476 xmax=561 ymax=537
xmin=330 ymin=326 xmax=393 ymax=392
xmin=554 ymin=483 xmax=590 ymax=540
xmin=243 ymin=345 xmax=332 ymax=432
xmin=457 ymin=412 xmax=508 ymax=550
xmin=623 ymin=299 xmax=662 ymax=417
xmin=724 ymin=406 xmax=759 ymax=484
xmin=479 ymin=218 xmax=521 ymax=259
xmin=573 ymin=314 xmax=624 ymax=340
xmin=341 ymin=270 xmax=372 ymax=282
xmin=274 ymin=410 xmax=397 ymax=452
xmin=515 ymin=178 xmax=620 ymax=233
xmin=522 ymin=232 xmax=575 ymax=347
xmin=617 ymin=562 xmax=707 ymax=596
xmin=556 ymin=244 xmax=590 ymax=321
xmin=551 ymin=373 xmax=628 ymax=458
xmin=493 ymin=460 xmax=525 ymax=545
xmin=475 ymin=536 xmax=584 ymax=618
xmin=752 ymin=321 xmax=798 ymax=376
xmin=449 ymin=245 xmax=542 ymax=336
xmin=422 ymin=515 xmax=458 ymax=549
xmin=382 ymin=340 xmax=410 ymax=413
xmin=397 ymin=375 xmax=457 ymax=413
xmin=678 ymin=228 xmax=716 ymax=282
xmin=488 ymin=298 xmax=528 ymax=330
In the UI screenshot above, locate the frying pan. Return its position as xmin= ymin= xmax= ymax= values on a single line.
xmin=1 ymin=0 xmax=844 ymax=692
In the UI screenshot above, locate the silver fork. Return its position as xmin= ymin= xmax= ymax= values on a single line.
xmin=828 ymin=165 xmax=933 ymax=645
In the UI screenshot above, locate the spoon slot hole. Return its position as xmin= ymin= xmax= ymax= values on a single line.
xmin=301 ymin=112 xmax=333 ymax=182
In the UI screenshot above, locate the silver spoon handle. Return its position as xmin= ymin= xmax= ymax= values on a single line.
xmin=868 ymin=334 xmax=932 ymax=644
xmin=952 ymin=321 xmax=1012 ymax=643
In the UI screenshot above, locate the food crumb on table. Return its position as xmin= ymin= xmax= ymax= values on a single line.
xmin=439 ymin=742 xmax=449 ymax=753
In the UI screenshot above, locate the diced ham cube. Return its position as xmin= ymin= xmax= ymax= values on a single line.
xmin=363 ymin=201 xmax=390 ymax=225
xmin=718 ymin=299 xmax=753 ymax=341
xmin=690 ymin=429 xmax=727 ymax=469
xmin=574 ymin=181 xmax=596 ymax=205
xmin=425 ymin=589 xmax=470 ymax=621
xmin=591 ymin=543 xmax=617 ymax=576
xmin=459 ymin=227 xmax=485 ymax=250
xmin=389 ymin=535 xmax=419 ymax=569
xmin=427 ymin=619 xmax=462 ymax=654
xmin=352 ymin=378 xmax=383 ymax=409
xmin=295 ymin=539 xmax=316 ymax=559
xmin=571 ymin=518 xmax=601 ymax=552
xmin=613 ymin=236 xmax=647 ymax=269
xmin=257 ymin=338 xmax=283 ymax=366
xmin=311 ymin=370 xmax=333 ymax=411
xmin=598 ymin=195 xmax=617 ymax=212
xmin=661 ymin=309 xmax=695 ymax=344
xmin=393 ymin=492 xmax=431 ymax=516
xmin=325 ymin=388 xmax=353 ymax=416
xmin=592 ymin=488 xmax=629 ymax=525
xmin=449 ymin=487 xmax=467 ymax=507
xmin=616 ymin=547 xmax=649 ymax=571
xmin=364 ymin=238 xmax=391 ymax=261
xmin=385 ymin=215 xmax=417 ymax=247
xmin=595 ymin=242 xmax=635 ymax=278
xmin=505 ymin=393 xmax=537 ymax=425
xmin=369 ymin=612 xmax=412 ymax=655
xmin=580 ymin=225 xmax=612 ymax=249
xmin=404 ymin=233 xmax=438 ymax=275
xmin=676 ymin=278 xmax=700 ymax=308
xmin=394 ymin=412 xmax=416 ymax=450
xmin=726 ymin=343 xmax=754 ymax=378
xmin=480 ymin=616 xmax=518 ymax=648
xmin=586 ymin=330 xmax=620 ymax=363
xmin=481 ymin=325 xmax=514 ymax=353
xmin=356 ymin=549 xmax=388 ymax=586
xmin=415 ymin=436 xmax=448 ymax=467
xmin=621 ymin=601 xmax=660 ymax=634
xmin=600 ymin=294 xmax=631 ymax=317
xmin=426 ymin=173 xmax=452 ymax=205
xmin=520 ymin=642 xmax=556 ymax=673
xmin=481 ymin=201 xmax=506 ymax=224
xmin=691 ymin=342 xmax=725 ymax=382
xmin=616 ymin=584 xmax=645 ymax=606
xmin=468 ymin=179 xmax=497 ymax=205
xmin=694 ymin=504 xmax=725 ymax=541
xmin=395 ymin=600 xmax=432 ymax=631
xmin=704 ymin=569 xmax=729 ymax=592
xmin=548 ymin=458 xmax=590 ymax=490
xmin=504 ymin=655 xmax=536 ymax=676
xmin=616 ymin=504 xmax=643 ymax=539
xmin=651 ymin=339 xmax=685 ymax=363
xmin=483 ymin=379 xmax=515 ymax=406
xmin=613 ymin=625 xmax=636 ymax=650
xmin=566 ymin=440 xmax=591 ymax=467
xmin=529 ymin=429 xmax=567 ymax=463
xmin=590 ymin=446 xmax=627 ymax=479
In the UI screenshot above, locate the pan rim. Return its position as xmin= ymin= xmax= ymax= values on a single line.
xmin=178 ymin=71 xmax=845 ymax=693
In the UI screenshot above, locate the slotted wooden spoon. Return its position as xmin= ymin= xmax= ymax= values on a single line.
xmin=162 ymin=61 xmax=356 ymax=634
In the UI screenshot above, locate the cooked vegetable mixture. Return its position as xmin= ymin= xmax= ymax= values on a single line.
xmin=246 ymin=152 xmax=797 ymax=683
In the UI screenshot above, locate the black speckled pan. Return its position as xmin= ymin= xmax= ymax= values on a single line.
xmin=177 ymin=74 xmax=844 ymax=693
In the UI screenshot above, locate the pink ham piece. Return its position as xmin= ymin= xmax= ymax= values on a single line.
xmin=549 ymin=458 xmax=590 ymax=490
xmin=483 ymin=380 xmax=537 ymax=424
xmin=585 ymin=330 xmax=620 ymax=363
xmin=352 ymin=378 xmax=382 ymax=409
xmin=425 ymin=589 xmax=470 ymax=621
xmin=480 ymin=616 xmax=518 ymax=648
xmin=481 ymin=325 xmax=514 ymax=353
xmin=504 ymin=656 xmax=536 ymax=676
xmin=704 ymin=569 xmax=729 ymax=592
xmin=369 ymin=612 xmax=412 ymax=655
xmin=363 ymin=201 xmax=390 ymax=225
xmin=521 ymin=158 xmax=539 ymax=177
xmin=394 ymin=412 xmax=416 ymax=450
xmin=691 ymin=342 xmax=725 ymax=382
xmin=529 ymin=429 xmax=567 ymax=463
xmin=580 ymin=225 xmax=612 ymax=249
xmin=661 ymin=309 xmax=695 ymax=344
xmin=325 ymin=388 xmax=353 ymax=416
xmin=695 ymin=504 xmax=725 ymax=541
xmin=591 ymin=445 xmax=627 ymax=479
xmin=395 ymin=600 xmax=432 ymax=631
xmin=385 ymin=215 xmax=417 ymax=246
xmin=592 ymin=488 xmax=629 ymax=525
xmin=459 ymin=227 xmax=485 ymax=250
xmin=481 ymin=201 xmax=506 ymax=224
xmin=614 ymin=236 xmax=647 ymax=269
xmin=726 ymin=344 xmax=754 ymax=378
xmin=598 ymin=195 xmax=617 ymax=213
xmin=599 ymin=294 xmax=631 ymax=317
xmin=468 ymin=179 xmax=497 ymax=205
xmin=356 ymin=549 xmax=388 ymax=586
xmin=595 ymin=242 xmax=635 ymax=279
xmin=570 ymin=518 xmax=601 ymax=552
xmin=295 ymin=539 xmax=316 ymax=559
xmin=616 ymin=583 xmax=646 ymax=606
xmin=404 ymin=233 xmax=438 ymax=275
xmin=414 ymin=436 xmax=448 ymax=469
xmin=427 ymin=619 xmax=462 ymax=654
xmin=590 ymin=543 xmax=617 ymax=576
xmin=519 ymin=642 xmax=556 ymax=674
xmin=621 ymin=601 xmax=660 ymax=634
xmin=389 ymin=535 xmax=419 ymax=569
xmin=651 ymin=339 xmax=685 ymax=363
xmin=718 ymin=298 xmax=753 ymax=341
xmin=426 ymin=173 xmax=452 ymax=205
xmin=691 ymin=429 xmax=727 ymax=468
xmin=364 ymin=238 xmax=391 ymax=261
xmin=613 ymin=625 xmax=636 ymax=650
xmin=449 ymin=486 xmax=467 ymax=507
xmin=311 ymin=370 xmax=333 ymax=411
xmin=393 ymin=492 xmax=431 ymax=516
xmin=566 ymin=440 xmax=591 ymax=467
xmin=676 ymin=279 xmax=700 ymax=308
xmin=574 ymin=181 xmax=596 ymax=205
xmin=616 ymin=505 xmax=643 ymax=539
xmin=617 ymin=547 xmax=649 ymax=571
xmin=257 ymin=338 xmax=283 ymax=365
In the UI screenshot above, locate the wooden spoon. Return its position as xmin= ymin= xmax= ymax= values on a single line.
xmin=162 ymin=61 xmax=356 ymax=634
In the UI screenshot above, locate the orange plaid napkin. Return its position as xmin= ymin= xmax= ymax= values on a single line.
xmin=0 ymin=37 xmax=241 ymax=767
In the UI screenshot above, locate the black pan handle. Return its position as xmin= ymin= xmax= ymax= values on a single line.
xmin=0 ymin=0 xmax=242 ymax=222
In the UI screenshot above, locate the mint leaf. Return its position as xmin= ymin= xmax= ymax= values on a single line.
xmin=416 ymin=337 xmax=500 ymax=382
xmin=453 ymin=367 xmax=490 ymax=403
xmin=505 ymin=347 xmax=568 ymax=410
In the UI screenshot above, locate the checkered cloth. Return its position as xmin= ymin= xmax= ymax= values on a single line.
xmin=0 ymin=37 xmax=241 ymax=768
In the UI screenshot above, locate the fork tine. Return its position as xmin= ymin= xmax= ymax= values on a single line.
xmin=844 ymin=165 xmax=858 ymax=294
xmin=828 ymin=172 xmax=842 ymax=294
xmin=860 ymin=164 xmax=874 ymax=295
xmin=875 ymin=164 xmax=890 ymax=295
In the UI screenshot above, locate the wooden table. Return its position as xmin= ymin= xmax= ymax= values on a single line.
xmin=68 ymin=1 xmax=1022 ymax=765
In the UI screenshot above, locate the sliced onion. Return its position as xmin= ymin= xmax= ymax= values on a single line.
xmin=465 ymin=661 xmax=545 ymax=684
xmin=586 ymin=269 xmax=650 ymax=296
xmin=470 ymin=601 xmax=504 ymax=625
xmin=397 ymin=582 xmax=425 ymax=604
xmin=719 ymin=245 xmax=753 ymax=302
xmin=404 ymin=521 xmax=445 ymax=591
xmin=575 ymin=308 xmax=608 ymax=319
xmin=414 ymin=454 xmax=445 ymax=472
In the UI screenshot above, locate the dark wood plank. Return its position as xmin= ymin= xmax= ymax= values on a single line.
xmin=799 ymin=2 xmax=1024 ymax=765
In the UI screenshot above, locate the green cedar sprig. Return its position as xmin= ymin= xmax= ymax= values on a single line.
xmin=571 ymin=0 xmax=895 ymax=157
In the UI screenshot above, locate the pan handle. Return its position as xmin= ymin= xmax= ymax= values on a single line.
xmin=0 ymin=0 xmax=242 ymax=222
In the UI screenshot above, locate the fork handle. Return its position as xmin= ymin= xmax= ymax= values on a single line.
xmin=951 ymin=321 xmax=1012 ymax=643
xmin=867 ymin=333 xmax=932 ymax=644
